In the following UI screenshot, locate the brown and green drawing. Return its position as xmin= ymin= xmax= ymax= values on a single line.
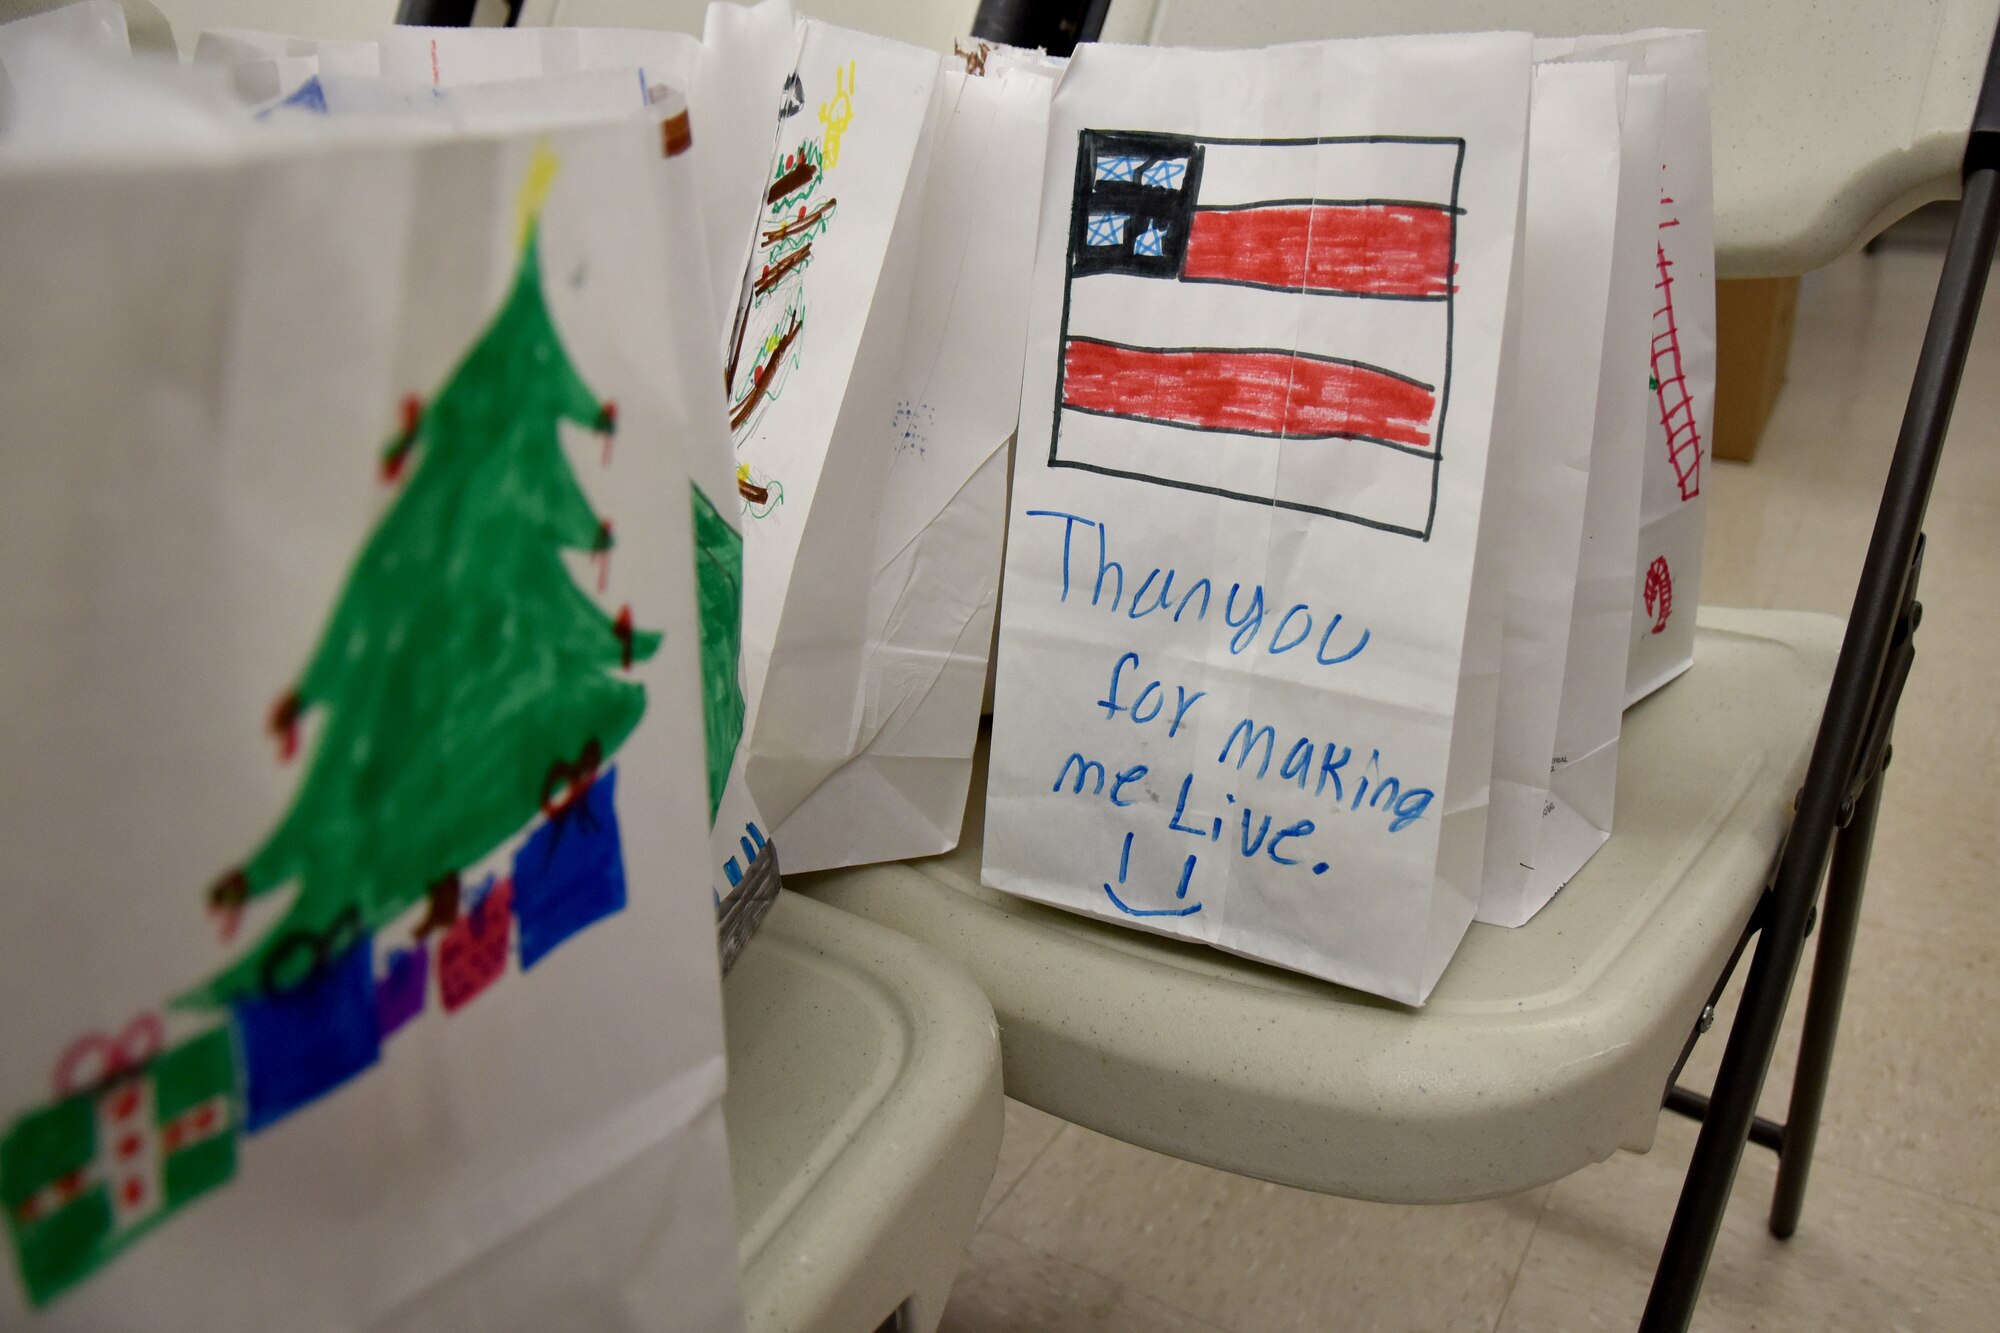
xmin=725 ymin=119 xmax=841 ymax=440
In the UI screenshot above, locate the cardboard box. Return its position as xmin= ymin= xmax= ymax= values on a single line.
xmin=1712 ymin=276 xmax=1801 ymax=462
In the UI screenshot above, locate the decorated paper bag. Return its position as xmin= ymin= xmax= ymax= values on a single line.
xmin=984 ymin=34 xmax=1532 ymax=1006
xmin=774 ymin=64 xmax=1054 ymax=872
xmin=1540 ymin=30 xmax=1715 ymax=704
xmin=647 ymin=80 xmax=775 ymax=922
xmin=1473 ymin=60 xmax=1626 ymax=927
xmin=1514 ymin=72 xmax=1665 ymax=914
xmin=259 ymin=33 xmax=771 ymax=909
xmin=691 ymin=0 xmax=803 ymax=324
xmin=722 ymin=20 xmax=946 ymax=831
xmin=0 ymin=116 xmax=743 ymax=1328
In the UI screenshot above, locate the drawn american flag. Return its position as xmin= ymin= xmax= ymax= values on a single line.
xmin=1051 ymin=130 xmax=1465 ymax=539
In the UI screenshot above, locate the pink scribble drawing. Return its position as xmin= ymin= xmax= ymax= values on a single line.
xmin=1644 ymin=556 xmax=1674 ymax=635
xmin=1651 ymin=195 xmax=1702 ymax=502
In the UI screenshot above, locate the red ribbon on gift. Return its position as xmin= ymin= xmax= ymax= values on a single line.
xmin=596 ymin=399 xmax=618 ymax=466
xmin=540 ymin=738 xmax=604 ymax=822
xmin=53 ymin=1013 xmax=165 ymax=1098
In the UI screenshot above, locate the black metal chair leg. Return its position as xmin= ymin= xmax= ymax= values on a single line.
xmin=1767 ymin=768 xmax=1886 ymax=1238
xmin=1639 ymin=29 xmax=2000 ymax=1327
xmin=1638 ymin=851 xmax=1812 ymax=1333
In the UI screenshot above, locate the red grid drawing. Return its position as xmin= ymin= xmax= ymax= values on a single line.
xmin=1651 ymin=196 xmax=1702 ymax=501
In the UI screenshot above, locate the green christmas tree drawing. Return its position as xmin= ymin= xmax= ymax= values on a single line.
xmin=182 ymin=149 xmax=660 ymax=1008
xmin=690 ymin=486 xmax=746 ymax=820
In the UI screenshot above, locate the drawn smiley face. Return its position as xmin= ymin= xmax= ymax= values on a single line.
xmin=1101 ymin=831 xmax=1205 ymax=919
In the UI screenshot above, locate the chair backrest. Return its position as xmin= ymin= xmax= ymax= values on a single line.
xmin=1100 ymin=0 xmax=2000 ymax=276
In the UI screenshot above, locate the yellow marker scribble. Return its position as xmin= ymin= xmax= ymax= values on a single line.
xmin=515 ymin=142 xmax=561 ymax=247
xmin=817 ymin=61 xmax=857 ymax=170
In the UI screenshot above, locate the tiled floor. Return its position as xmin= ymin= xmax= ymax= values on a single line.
xmin=939 ymin=238 xmax=2000 ymax=1330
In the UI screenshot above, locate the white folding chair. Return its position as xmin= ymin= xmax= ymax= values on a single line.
xmin=719 ymin=891 xmax=1001 ymax=1333
xmin=799 ymin=2 xmax=2000 ymax=1326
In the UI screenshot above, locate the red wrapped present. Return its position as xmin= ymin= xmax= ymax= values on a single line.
xmin=438 ymin=878 xmax=512 ymax=1014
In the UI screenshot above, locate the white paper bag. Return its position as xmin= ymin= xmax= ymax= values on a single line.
xmin=0 ymin=113 xmax=743 ymax=1329
xmin=774 ymin=64 xmax=1054 ymax=873
xmin=722 ymin=20 xmax=945 ymax=831
xmin=692 ymin=0 xmax=802 ymax=327
xmin=984 ymin=33 xmax=1532 ymax=1006
xmin=1515 ymin=71 xmax=1664 ymax=914
xmin=652 ymin=87 xmax=774 ymax=909
xmin=1474 ymin=59 xmax=1625 ymax=927
xmin=1542 ymin=30 xmax=1715 ymax=704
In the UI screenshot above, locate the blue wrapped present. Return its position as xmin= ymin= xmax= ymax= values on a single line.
xmin=512 ymin=767 xmax=628 ymax=971
xmin=232 ymin=932 xmax=379 ymax=1134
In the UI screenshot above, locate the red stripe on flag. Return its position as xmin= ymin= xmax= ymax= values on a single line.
xmin=1061 ymin=339 xmax=1435 ymax=447
xmin=1182 ymin=203 xmax=1455 ymax=297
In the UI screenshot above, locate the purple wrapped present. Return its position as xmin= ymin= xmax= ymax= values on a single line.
xmin=375 ymin=944 xmax=428 ymax=1039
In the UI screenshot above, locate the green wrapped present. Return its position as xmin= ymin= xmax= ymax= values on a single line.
xmin=2 ymin=1026 xmax=237 ymax=1307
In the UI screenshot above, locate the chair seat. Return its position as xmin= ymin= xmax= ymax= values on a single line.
xmin=793 ymin=607 xmax=1843 ymax=1204
xmin=725 ymin=890 xmax=1003 ymax=1333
